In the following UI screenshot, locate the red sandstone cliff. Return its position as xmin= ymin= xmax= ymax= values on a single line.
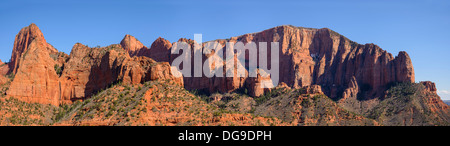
xmin=0 ymin=59 xmax=8 ymax=76
xmin=120 ymin=34 xmax=147 ymax=57
xmin=0 ymin=60 xmax=7 ymax=84
xmin=142 ymin=37 xmax=173 ymax=63
xmin=3 ymin=24 xmax=416 ymax=106
xmin=8 ymin=23 xmax=58 ymax=74
xmin=6 ymin=24 xmax=62 ymax=105
xmin=6 ymin=24 xmax=183 ymax=105
xmin=1 ymin=23 xmax=449 ymax=126
xmin=59 ymin=43 xmax=182 ymax=103
xmin=135 ymin=25 xmax=415 ymax=99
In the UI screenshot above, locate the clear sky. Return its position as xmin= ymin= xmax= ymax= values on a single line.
xmin=1 ymin=0 xmax=449 ymax=99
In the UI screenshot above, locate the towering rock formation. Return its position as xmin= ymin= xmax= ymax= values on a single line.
xmin=6 ymin=24 xmax=63 ymax=105
xmin=2 ymin=23 xmax=449 ymax=126
xmin=120 ymin=34 xmax=147 ymax=57
xmin=6 ymin=24 xmax=183 ymax=105
xmin=142 ymin=37 xmax=173 ymax=63
xmin=138 ymin=25 xmax=415 ymax=99
xmin=8 ymin=23 xmax=57 ymax=74
xmin=59 ymin=43 xmax=183 ymax=102
xmin=120 ymin=35 xmax=174 ymax=63
xmin=232 ymin=26 xmax=414 ymax=99
xmin=3 ymin=24 xmax=416 ymax=106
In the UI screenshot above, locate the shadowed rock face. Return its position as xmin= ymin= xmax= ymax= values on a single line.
xmin=135 ymin=25 xmax=415 ymax=99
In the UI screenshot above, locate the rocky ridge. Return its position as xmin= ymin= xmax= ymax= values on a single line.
xmin=5 ymin=24 xmax=182 ymax=105
xmin=0 ymin=24 xmax=448 ymax=126
xmin=128 ymin=25 xmax=414 ymax=101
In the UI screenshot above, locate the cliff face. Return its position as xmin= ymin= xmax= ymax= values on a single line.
xmin=142 ymin=37 xmax=173 ymax=63
xmin=0 ymin=59 xmax=7 ymax=76
xmin=5 ymin=24 xmax=63 ymax=105
xmin=0 ymin=67 xmax=7 ymax=85
xmin=233 ymin=26 xmax=414 ymax=100
xmin=58 ymin=43 xmax=183 ymax=104
xmin=4 ymin=24 xmax=416 ymax=106
xmin=8 ymin=23 xmax=58 ymax=74
xmin=6 ymin=24 xmax=182 ymax=105
xmin=136 ymin=25 xmax=415 ymax=100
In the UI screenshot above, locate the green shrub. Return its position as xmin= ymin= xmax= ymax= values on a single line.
xmin=54 ymin=64 xmax=62 ymax=76
xmin=106 ymin=111 xmax=113 ymax=118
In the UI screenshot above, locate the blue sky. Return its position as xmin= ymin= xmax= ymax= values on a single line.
xmin=1 ymin=0 xmax=449 ymax=99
